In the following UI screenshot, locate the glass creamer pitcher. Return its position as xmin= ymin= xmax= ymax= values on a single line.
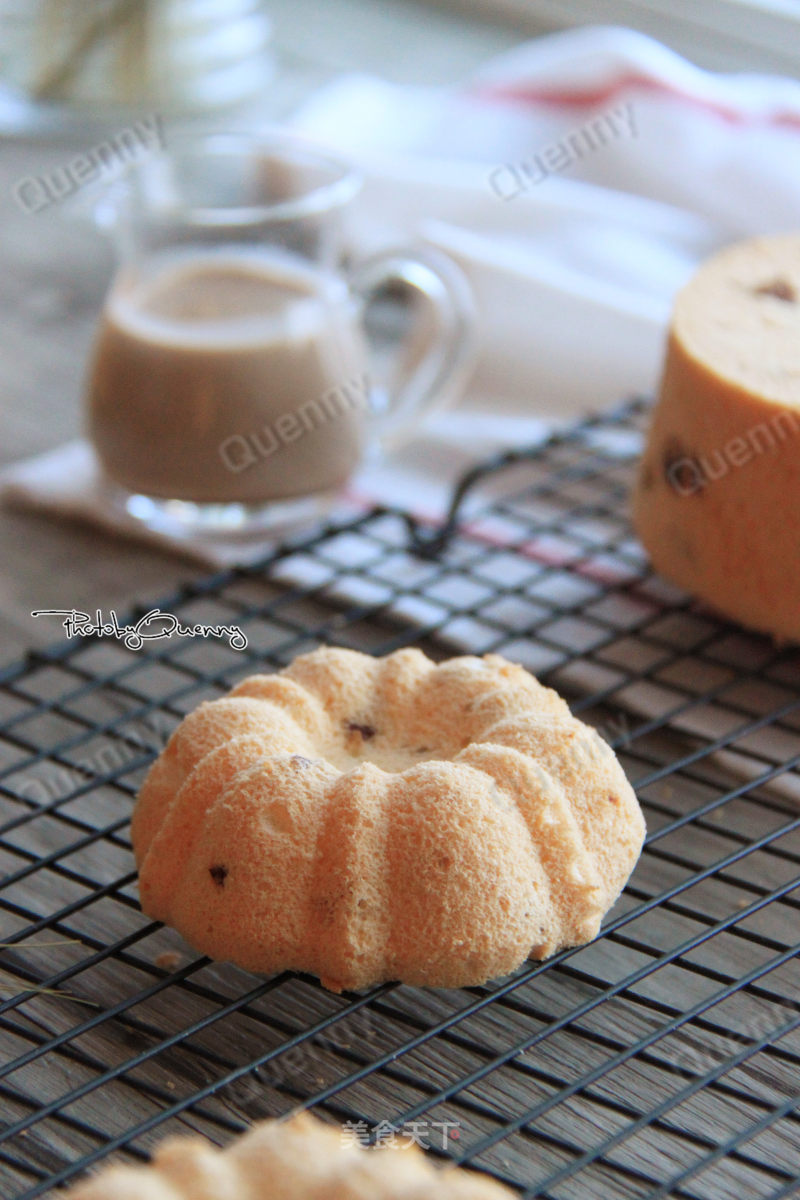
xmin=85 ymin=132 xmax=475 ymax=537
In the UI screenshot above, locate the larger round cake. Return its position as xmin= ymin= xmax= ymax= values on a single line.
xmin=58 ymin=1112 xmax=514 ymax=1198
xmin=133 ymin=647 xmax=644 ymax=991
xmin=633 ymin=234 xmax=800 ymax=641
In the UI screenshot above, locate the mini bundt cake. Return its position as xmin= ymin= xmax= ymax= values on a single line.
xmin=57 ymin=1111 xmax=514 ymax=1198
xmin=633 ymin=234 xmax=800 ymax=641
xmin=133 ymin=647 xmax=644 ymax=991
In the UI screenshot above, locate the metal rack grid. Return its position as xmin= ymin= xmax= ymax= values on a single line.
xmin=1 ymin=396 xmax=800 ymax=1199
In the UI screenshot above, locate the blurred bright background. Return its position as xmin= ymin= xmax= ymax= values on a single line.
xmin=0 ymin=0 xmax=797 ymax=127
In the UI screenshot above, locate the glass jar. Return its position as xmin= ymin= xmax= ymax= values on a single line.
xmin=0 ymin=0 xmax=274 ymax=114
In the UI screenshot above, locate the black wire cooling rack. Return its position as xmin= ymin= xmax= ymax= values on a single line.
xmin=2 ymin=396 xmax=800 ymax=1200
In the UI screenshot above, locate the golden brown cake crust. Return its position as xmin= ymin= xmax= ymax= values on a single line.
xmin=633 ymin=234 xmax=800 ymax=642
xmin=57 ymin=1112 xmax=515 ymax=1198
xmin=132 ymin=648 xmax=644 ymax=991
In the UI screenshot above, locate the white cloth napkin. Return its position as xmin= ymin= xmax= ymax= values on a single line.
xmin=0 ymin=412 xmax=550 ymax=567
xmin=292 ymin=23 xmax=800 ymax=417
xmin=4 ymin=24 xmax=800 ymax=565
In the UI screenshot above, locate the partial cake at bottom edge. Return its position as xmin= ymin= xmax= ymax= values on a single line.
xmin=56 ymin=1111 xmax=515 ymax=1198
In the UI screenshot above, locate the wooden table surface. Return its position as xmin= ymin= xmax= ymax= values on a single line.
xmin=0 ymin=0 xmax=519 ymax=665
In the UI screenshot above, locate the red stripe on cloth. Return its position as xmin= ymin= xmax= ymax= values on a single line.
xmin=470 ymin=73 xmax=800 ymax=131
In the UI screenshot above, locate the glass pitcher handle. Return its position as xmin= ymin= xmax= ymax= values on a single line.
xmin=350 ymin=248 xmax=476 ymax=445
